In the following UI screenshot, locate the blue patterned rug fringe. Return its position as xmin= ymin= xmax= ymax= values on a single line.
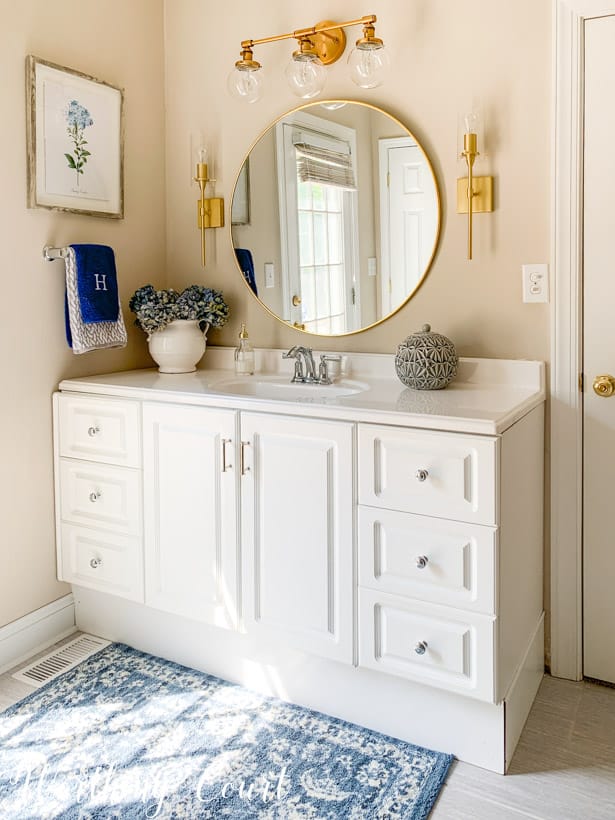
xmin=0 ymin=643 xmax=453 ymax=819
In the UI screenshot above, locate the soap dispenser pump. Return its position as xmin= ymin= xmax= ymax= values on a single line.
xmin=234 ymin=323 xmax=255 ymax=375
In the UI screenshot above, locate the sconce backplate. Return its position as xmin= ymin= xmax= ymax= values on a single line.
xmin=456 ymin=176 xmax=494 ymax=213
xmin=311 ymin=20 xmax=347 ymax=65
xmin=197 ymin=197 xmax=225 ymax=229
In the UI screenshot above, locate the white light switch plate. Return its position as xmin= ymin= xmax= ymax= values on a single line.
xmin=522 ymin=264 xmax=549 ymax=303
xmin=264 ymin=263 xmax=275 ymax=289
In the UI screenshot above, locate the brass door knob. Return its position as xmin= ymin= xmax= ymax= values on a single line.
xmin=292 ymin=294 xmax=302 ymax=306
xmin=593 ymin=374 xmax=615 ymax=397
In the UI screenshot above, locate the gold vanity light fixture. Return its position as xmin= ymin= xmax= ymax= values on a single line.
xmin=456 ymin=112 xmax=494 ymax=260
xmin=193 ymin=144 xmax=224 ymax=268
xmin=227 ymin=15 xmax=390 ymax=103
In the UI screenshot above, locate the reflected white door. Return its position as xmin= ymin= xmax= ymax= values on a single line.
xmin=583 ymin=14 xmax=615 ymax=683
xmin=379 ymin=138 xmax=438 ymax=314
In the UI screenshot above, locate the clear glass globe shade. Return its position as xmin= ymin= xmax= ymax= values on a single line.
xmin=284 ymin=53 xmax=326 ymax=99
xmin=227 ymin=66 xmax=264 ymax=104
xmin=347 ymin=45 xmax=390 ymax=89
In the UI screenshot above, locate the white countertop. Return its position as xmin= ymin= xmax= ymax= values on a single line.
xmin=58 ymin=348 xmax=546 ymax=436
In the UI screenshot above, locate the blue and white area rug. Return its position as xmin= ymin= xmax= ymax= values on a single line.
xmin=0 ymin=643 xmax=453 ymax=818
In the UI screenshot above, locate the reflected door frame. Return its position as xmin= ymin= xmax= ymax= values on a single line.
xmin=275 ymin=112 xmax=360 ymax=332
xmin=551 ymin=0 xmax=615 ymax=681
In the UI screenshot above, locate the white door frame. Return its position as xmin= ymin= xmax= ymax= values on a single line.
xmin=551 ymin=0 xmax=615 ymax=680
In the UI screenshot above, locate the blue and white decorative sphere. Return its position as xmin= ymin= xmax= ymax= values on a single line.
xmin=395 ymin=323 xmax=458 ymax=390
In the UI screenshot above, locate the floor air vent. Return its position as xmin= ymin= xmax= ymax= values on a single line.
xmin=12 ymin=634 xmax=110 ymax=687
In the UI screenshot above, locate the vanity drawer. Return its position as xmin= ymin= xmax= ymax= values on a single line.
xmin=59 ymin=524 xmax=144 ymax=602
xmin=358 ymin=507 xmax=496 ymax=614
xmin=358 ymin=424 xmax=498 ymax=525
xmin=56 ymin=394 xmax=140 ymax=467
xmin=359 ymin=588 xmax=496 ymax=702
xmin=59 ymin=459 xmax=142 ymax=536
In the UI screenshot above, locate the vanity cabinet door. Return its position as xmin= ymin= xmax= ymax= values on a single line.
xmin=240 ymin=412 xmax=354 ymax=664
xmin=142 ymin=402 xmax=238 ymax=629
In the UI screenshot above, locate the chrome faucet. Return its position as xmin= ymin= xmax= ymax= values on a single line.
xmin=296 ymin=347 xmax=317 ymax=382
xmin=282 ymin=346 xmax=317 ymax=383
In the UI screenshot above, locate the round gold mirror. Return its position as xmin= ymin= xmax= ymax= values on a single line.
xmin=230 ymin=100 xmax=441 ymax=336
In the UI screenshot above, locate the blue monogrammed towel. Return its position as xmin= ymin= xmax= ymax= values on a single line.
xmin=64 ymin=244 xmax=127 ymax=354
xmin=71 ymin=244 xmax=119 ymax=323
xmin=235 ymin=248 xmax=257 ymax=296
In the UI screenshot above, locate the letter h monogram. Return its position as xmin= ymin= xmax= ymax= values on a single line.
xmin=94 ymin=273 xmax=108 ymax=291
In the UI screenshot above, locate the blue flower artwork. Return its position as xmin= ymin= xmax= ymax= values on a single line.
xmin=64 ymin=99 xmax=94 ymax=191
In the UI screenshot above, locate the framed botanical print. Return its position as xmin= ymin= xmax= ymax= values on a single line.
xmin=26 ymin=56 xmax=124 ymax=218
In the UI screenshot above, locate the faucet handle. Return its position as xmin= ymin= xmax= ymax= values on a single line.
xmin=318 ymin=354 xmax=342 ymax=384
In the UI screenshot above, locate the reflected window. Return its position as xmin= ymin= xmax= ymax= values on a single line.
xmin=298 ymin=182 xmax=347 ymax=334
xmin=276 ymin=113 xmax=360 ymax=334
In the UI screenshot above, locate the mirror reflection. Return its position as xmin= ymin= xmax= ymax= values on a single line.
xmin=231 ymin=100 xmax=440 ymax=336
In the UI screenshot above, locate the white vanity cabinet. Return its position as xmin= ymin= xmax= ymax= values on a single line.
xmin=240 ymin=412 xmax=354 ymax=663
xmin=53 ymin=355 xmax=546 ymax=773
xmin=142 ymin=402 xmax=238 ymax=629
xmin=53 ymin=394 xmax=144 ymax=603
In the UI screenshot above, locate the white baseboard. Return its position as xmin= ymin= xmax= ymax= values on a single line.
xmin=504 ymin=613 xmax=545 ymax=770
xmin=0 ymin=594 xmax=76 ymax=675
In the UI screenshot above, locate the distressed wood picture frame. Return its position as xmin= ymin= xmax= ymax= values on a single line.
xmin=26 ymin=55 xmax=124 ymax=218
xmin=231 ymin=159 xmax=251 ymax=225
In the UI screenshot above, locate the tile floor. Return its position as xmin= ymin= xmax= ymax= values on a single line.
xmin=1 ymin=636 xmax=614 ymax=819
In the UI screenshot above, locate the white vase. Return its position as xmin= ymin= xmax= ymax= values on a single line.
xmin=147 ymin=320 xmax=208 ymax=373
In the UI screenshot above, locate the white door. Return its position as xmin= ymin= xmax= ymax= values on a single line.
xmin=142 ymin=402 xmax=238 ymax=629
xmin=379 ymin=138 xmax=438 ymax=314
xmin=583 ymin=15 xmax=615 ymax=683
xmin=240 ymin=412 xmax=354 ymax=663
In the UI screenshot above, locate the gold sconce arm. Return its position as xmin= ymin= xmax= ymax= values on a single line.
xmin=194 ymin=161 xmax=224 ymax=268
xmin=456 ymin=130 xmax=494 ymax=261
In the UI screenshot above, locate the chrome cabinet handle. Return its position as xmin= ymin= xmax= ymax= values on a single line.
xmin=240 ymin=441 xmax=251 ymax=476
xmin=89 ymin=491 xmax=101 ymax=503
xmin=87 ymin=425 xmax=100 ymax=437
xmin=221 ymin=438 xmax=232 ymax=473
xmin=415 ymin=469 xmax=429 ymax=482
xmin=90 ymin=558 xmax=102 ymax=569
xmin=414 ymin=641 xmax=428 ymax=656
xmin=415 ymin=555 xmax=429 ymax=569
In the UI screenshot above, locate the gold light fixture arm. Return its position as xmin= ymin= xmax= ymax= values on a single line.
xmin=462 ymin=132 xmax=477 ymax=261
xmin=456 ymin=131 xmax=494 ymax=261
xmin=194 ymin=161 xmax=224 ymax=269
xmin=240 ymin=15 xmax=375 ymax=49
xmin=237 ymin=15 xmax=377 ymax=66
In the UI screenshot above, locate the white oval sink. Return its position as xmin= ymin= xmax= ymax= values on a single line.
xmin=210 ymin=375 xmax=368 ymax=401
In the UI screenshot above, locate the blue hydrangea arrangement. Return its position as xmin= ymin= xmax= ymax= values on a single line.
xmin=129 ymin=285 xmax=229 ymax=335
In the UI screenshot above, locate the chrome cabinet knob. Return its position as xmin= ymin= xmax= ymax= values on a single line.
xmin=89 ymin=491 xmax=101 ymax=503
xmin=416 ymin=555 xmax=429 ymax=569
xmin=87 ymin=425 xmax=100 ymax=437
xmin=414 ymin=641 xmax=428 ymax=656
xmin=415 ymin=469 xmax=429 ymax=482
xmin=90 ymin=558 xmax=102 ymax=569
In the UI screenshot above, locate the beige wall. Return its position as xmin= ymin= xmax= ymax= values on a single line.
xmin=1 ymin=1 xmax=552 ymax=639
xmin=0 ymin=0 xmax=166 ymax=628
xmin=164 ymin=0 xmax=550 ymax=361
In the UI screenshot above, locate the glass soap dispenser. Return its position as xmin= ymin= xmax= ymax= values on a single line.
xmin=234 ymin=323 xmax=255 ymax=375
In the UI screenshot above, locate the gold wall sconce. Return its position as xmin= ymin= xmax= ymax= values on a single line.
xmin=227 ymin=14 xmax=389 ymax=103
xmin=193 ymin=146 xmax=224 ymax=268
xmin=456 ymin=112 xmax=494 ymax=260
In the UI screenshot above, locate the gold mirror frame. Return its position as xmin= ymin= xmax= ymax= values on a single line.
xmin=230 ymin=99 xmax=441 ymax=337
